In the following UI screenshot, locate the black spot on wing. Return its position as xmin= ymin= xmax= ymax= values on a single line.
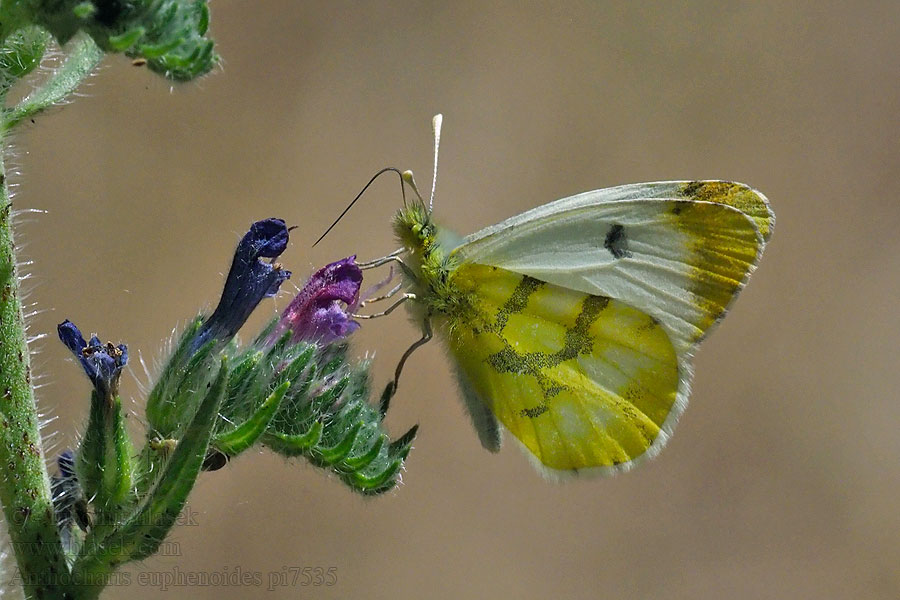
xmin=520 ymin=404 xmax=550 ymax=418
xmin=604 ymin=224 xmax=631 ymax=259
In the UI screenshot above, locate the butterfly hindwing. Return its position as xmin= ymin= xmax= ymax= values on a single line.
xmin=452 ymin=364 xmax=502 ymax=452
xmin=442 ymin=263 xmax=682 ymax=474
xmin=453 ymin=181 xmax=772 ymax=357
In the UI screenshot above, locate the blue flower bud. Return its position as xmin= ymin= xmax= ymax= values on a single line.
xmin=57 ymin=449 xmax=76 ymax=480
xmin=193 ymin=218 xmax=292 ymax=350
xmin=57 ymin=320 xmax=128 ymax=397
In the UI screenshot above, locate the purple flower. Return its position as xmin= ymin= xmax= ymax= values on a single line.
xmin=272 ymin=256 xmax=363 ymax=344
xmin=193 ymin=218 xmax=292 ymax=350
xmin=57 ymin=320 xmax=128 ymax=397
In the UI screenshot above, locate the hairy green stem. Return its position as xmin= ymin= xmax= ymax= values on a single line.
xmin=0 ymin=30 xmax=106 ymax=600
xmin=0 ymin=146 xmax=70 ymax=597
xmin=4 ymin=31 xmax=104 ymax=131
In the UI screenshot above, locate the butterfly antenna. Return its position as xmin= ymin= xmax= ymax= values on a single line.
xmin=401 ymin=170 xmax=426 ymax=207
xmin=312 ymin=167 xmax=406 ymax=247
xmin=429 ymin=113 xmax=442 ymax=212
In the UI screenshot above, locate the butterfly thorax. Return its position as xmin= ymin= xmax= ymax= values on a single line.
xmin=393 ymin=205 xmax=471 ymax=319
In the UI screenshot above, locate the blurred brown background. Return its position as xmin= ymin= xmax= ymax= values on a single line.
xmin=9 ymin=1 xmax=899 ymax=598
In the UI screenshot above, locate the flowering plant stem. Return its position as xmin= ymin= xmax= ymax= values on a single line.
xmin=0 ymin=140 xmax=72 ymax=597
xmin=0 ymin=32 xmax=107 ymax=599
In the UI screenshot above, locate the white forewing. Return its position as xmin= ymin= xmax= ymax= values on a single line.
xmin=452 ymin=182 xmax=769 ymax=357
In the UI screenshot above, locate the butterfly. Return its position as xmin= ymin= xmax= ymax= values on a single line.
xmin=354 ymin=115 xmax=773 ymax=477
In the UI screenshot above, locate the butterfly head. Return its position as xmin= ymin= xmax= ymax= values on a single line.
xmin=392 ymin=114 xmax=444 ymax=256
xmin=393 ymin=199 xmax=436 ymax=256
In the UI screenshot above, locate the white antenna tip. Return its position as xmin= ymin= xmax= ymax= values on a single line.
xmin=428 ymin=114 xmax=443 ymax=212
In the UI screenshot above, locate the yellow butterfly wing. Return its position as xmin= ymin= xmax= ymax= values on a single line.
xmin=443 ymin=264 xmax=680 ymax=474
xmin=437 ymin=182 xmax=771 ymax=474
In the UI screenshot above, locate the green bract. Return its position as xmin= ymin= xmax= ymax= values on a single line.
xmin=19 ymin=0 xmax=218 ymax=80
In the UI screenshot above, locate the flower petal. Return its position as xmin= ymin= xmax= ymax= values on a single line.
xmin=193 ymin=218 xmax=292 ymax=349
xmin=274 ymin=256 xmax=363 ymax=344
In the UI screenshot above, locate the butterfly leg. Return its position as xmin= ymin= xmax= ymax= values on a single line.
xmin=353 ymin=293 xmax=415 ymax=319
xmin=360 ymin=283 xmax=403 ymax=308
xmin=379 ymin=316 xmax=433 ymax=416
xmin=357 ymin=249 xmax=404 ymax=269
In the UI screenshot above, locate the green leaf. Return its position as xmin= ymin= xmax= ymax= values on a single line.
xmin=350 ymin=460 xmax=403 ymax=494
xmin=72 ymin=3 xmax=97 ymax=20
xmin=340 ymin=434 xmax=385 ymax=472
xmin=107 ymin=27 xmax=144 ymax=52
xmin=263 ymin=420 xmax=324 ymax=456
xmin=76 ymin=391 xmax=135 ymax=525
xmin=389 ymin=424 xmax=420 ymax=458
xmin=0 ymin=26 xmax=49 ymax=95
xmin=75 ymin=356 xmax=228 ymax=575
xmin=145 ymin=325 xmax=218 ymax=437
xmin=213 ymin=380 xmax=289 ymax=457
xmin=138 ymin=37 xmax=181 ymax=58
xmin=313 ymin=422 xmax=363 ymax=465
